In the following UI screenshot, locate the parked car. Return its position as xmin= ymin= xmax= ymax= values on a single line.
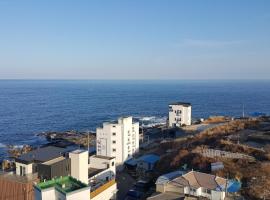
xmin=134 ymin=180 xmax=152 ymax=192
xmin=124 ymin=189 xmax=143 ymax=200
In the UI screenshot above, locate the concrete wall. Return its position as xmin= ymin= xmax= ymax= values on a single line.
xmin=34 ymin=187 xmax=56 ymax=200
xmin=69 ymin=150 xmax=88 ymax=184
xmin=37 ymin=158 xmax=71 ymax=181
xmin=169 ymin=104 xmax=191 ymax=127
xmin=211 ymin=190 xmax=225 ymax=200
xmin=15 ymin=162 xmax=33 ymax=176
xmin=156 ymin=184 xmax=166 ymax=193
xmin=165 ymin=183 xmax=184 ymax=194
xmin=89 ymin=156 xmax=114 ymax=170
xmin=91 ymin=183 xmax=117 ymax=200
xmin=184 ymin=186 xmax=198 ymax=196
xmin=34 ymin=186 xmax=90 ymax=200
xmin=66 ymin=187 xmax=90 ymax=200
xmin=90 ymin=168 xmax=115 ymax=182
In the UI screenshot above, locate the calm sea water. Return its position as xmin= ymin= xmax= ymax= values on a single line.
xmin=0 ymin=80 xmax=270 ymax=159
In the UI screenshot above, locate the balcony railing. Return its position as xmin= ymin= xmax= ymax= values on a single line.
xmin=90 ymin=179 xmax=116 ymax=198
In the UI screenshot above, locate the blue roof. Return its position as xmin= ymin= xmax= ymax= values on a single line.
xmin=125 ymin=158 xmax=138 ymax=166
xmin=227 ymin=180 xmax=241 ymax=193
xmin=138 ymin=154 xmax=160 ymax=164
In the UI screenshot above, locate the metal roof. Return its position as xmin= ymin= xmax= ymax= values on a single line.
xmin=138 ymin=154 xmax=160 ymax=164
xmin=15 ymin=146 xmax=67 ymax=164
xmin=156 ymin=171 xmax=184 ymax=185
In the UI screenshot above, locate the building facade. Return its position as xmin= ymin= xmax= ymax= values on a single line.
xmin=168 ymin=102 xmax=192 ymax=127
xmin=96 ymin=116 xmax=139 ymax=165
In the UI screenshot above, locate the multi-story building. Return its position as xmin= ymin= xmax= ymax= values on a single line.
xmin=5 ymin=146 xmax=117 ymax=200
xmin=168 ymin=102 xmax=192 ymax=127
xmin=34 ymin=151 xmax=117 ymax=200
xmin=96 ymin=116 xmax=139 ymax=165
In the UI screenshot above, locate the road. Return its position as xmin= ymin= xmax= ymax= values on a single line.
xmin=116 ymin=170 xmax=136 ymax=200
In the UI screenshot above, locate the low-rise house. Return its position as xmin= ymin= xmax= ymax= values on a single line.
xmin=155 ymin=171 xmax=185 ymax=193
xmin=153 ymin=170 xmax=228 ymax=200
xmin=136 ymin=154 xmax=160 ymax=172
xmin=15 ymin=146 xmax=70 ymax=180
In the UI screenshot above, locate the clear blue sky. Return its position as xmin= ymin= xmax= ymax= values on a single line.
xmin=0 ymin=0 xmax=269 ymax=79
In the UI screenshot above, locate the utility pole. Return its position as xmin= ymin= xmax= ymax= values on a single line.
xmin=87 ymin=131 xmax=90 ymax=153
xmin=242 ymin=104 xmax=245 ymax=118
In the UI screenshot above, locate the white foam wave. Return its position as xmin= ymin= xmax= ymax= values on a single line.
xmin=0 ymin=143 xmax=6 ymax=148
xmin=135 ymin=116 xmax=167 ymax=127
xmin=12 ymin=145 xmax=24 ymax=149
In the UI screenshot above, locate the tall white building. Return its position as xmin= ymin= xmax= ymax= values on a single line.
xmin=168 ymin=102 xmax=192 ymax=127
xmin=96 ymin=116 xmax=139 ymax=165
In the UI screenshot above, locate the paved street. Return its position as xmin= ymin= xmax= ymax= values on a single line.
xmin=116 ymin=170 xmax=136 ymax=200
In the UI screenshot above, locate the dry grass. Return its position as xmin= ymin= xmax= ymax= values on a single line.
xmin=154 ymin=119 xmax=270 ymax=199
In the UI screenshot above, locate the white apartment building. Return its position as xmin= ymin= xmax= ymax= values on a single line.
xmin=168 ymin=102 xmax=192 ymax=127
xmin=96 ymin=116 xmax=139 ymax=165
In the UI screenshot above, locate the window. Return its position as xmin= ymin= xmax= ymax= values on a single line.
xmin=190 ymin=188 xmax=196 ymax=193
xmin=112 ymin=161 xmax=114 ymax=166
xmin=112 ymin=148 xmax=116 ymax=152
xmin=202 ymin=188 xmax=211 ymax=194
xmin=112 ymin=132 xmax=116 ymax=136
xmin=112 ymin=140 xmax=116 ymax=144
xmin=20 ymin=166 xmax=26 ymax=176
xmin=112 ymin=125 xmax=116 ymax=128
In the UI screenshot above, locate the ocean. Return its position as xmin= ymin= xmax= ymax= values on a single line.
xmin=0 ymin=80 xmax=270 ymax=160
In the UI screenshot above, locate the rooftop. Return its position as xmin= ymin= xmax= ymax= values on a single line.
xmin=42 ymin=156 xmax=67 ymax=165
xmin=138 ymin=154 xmax=160 ymax=164
xmin=70 ymin=149 xmax=88 ymax=154
xmin=93 ymin=155 xmax=115 ymax=160
xmin=169 ymin=102 xmax=191 ymax=107
xmin=156 ymin=171 xmax=184 ymax=185
xmin=171 ymin=171 xmax=227 ymax=191
xmin=88 ymin=167 xmax=104 ymax=178
xmin=15 ymin=146 xmax=67 ymax=164
xmin=35 ymin=176 xmax=88 ymax=194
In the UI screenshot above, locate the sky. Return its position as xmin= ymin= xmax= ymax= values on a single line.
xmin=0 ymin=0 xmax=270 ymax=80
